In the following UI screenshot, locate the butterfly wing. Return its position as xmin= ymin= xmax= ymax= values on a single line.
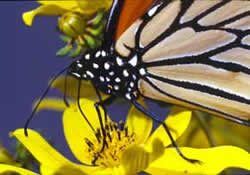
xmin=115 ymin=0 xmax=157 ymax=40
xmin=104 ymin=0 xmax=157 ymax=50
xmin=116 ymin=0 xmax=250 ymax=125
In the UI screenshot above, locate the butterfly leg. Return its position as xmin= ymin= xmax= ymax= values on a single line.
xmin=93 ymin=102 xmax=108 ymax=151
xmin=94 ymin=95 xmax=116 ymax=132
xmin=63 ymin=71 xmax=70 ymax=107
xmin=92 ymin=96 xmax=116 ymax=165
xmin=193 ymin=111 xmax=216 ymax=147
xmin=91 ymin=92 xmax=116 ymax=164
xmin=131 ymin=100 xmax=201 ymax=164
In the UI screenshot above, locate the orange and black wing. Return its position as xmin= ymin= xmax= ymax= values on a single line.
xmin=115 ymin=0 xmax=157 ymax=40
xmin=104 ymin=0 xmax=157 ymax=49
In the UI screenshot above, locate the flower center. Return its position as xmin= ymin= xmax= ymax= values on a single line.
xmin=84 ymin=120 xmax=136 ymax=167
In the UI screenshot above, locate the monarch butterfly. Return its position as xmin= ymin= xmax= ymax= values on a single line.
xmin=26 ymin=0 xmax=250 ymax=164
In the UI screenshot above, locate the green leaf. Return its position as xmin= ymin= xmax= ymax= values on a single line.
xmin=86 ymin=24 xmax=104 ymax=37
xmin=69 ymin=44 xmax=83 ymax=58
xmin=59 ymin=35 xmax=71 ymax=43
xmin=90 ymin=11 xmax=104 ymax=26
xmin=56 ymin=44 xmax=73 ymax=56
xmin=84 ymin=35 xmax=96 ymax=49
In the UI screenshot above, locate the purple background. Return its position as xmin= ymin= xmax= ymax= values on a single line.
xmin=2 ymin=1 xmax=69 ymax=155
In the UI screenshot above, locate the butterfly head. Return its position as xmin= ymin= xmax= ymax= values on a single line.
xmin=68 ymin=49 xmax=109 ymax=80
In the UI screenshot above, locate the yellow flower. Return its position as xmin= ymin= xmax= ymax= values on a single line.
xmin=2 ymin=98 xmax=187 ymax=175
xmin=22 ymin=0 xmax=112 ymax=27
xmin=2 ymin=96 xmax=250 ymax=175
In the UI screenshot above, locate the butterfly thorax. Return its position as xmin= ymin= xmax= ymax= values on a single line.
xmin=69 ymin=49 xmax=147 ymax=100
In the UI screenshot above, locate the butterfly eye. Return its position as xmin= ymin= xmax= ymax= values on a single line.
xmin=58 ymin=12 xmax=86 ymax=38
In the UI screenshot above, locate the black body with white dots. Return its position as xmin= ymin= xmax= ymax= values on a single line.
xmin=70 ymin=49 xmax=146 ymax=101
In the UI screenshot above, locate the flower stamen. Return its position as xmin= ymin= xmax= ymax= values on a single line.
xmin=84 ymin=120 xmax=136 ymax=167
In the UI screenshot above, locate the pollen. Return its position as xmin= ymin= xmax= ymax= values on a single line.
xmin=84 ymin=120 xmax=136 ymax=167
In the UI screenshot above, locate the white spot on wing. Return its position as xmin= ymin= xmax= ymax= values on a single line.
xmin=85 ymin=54 xmax=90 ymax=60
xmin=72 ymin=73 xmax=81 ymax=78
xmin=132 ymin=74 xmax=137 ymax=80
xmin=139 ymin=68 xmax=146 ymax=75
xmin=95 ymin=51 xmax=101 ymax=58
xmin=123 ymin=69 xmax=129 ymax=77
xmin=148 ymin=5 xmax=159 ymax=17
xmin=100 ymin=76 xmax=105 ymax=82
xmin=86 ymin=71 xmax=94 ymax=78
xmin=106 ymin=77 xmax=111 ymax=82
xmin=129 ymin=55 xmax=138 ymax=67
xmin=77 ymin=63 xmax=83 ymax=68
xmin=115 ymin=77 xmax=121 ymax=83
xmin=114 ymin=85 xmax=119 ymax=90
xmin=101 ymin=50 xmax=106 ymax=57
xmin=93 ymin=63 xmax=99 ymax=69
xmin=109 ymin=71 xmax=115 ymax=76
xmin=130 ymin=82 xmax=134 ymax=87
xmin=126 ymin=93 xmax=132 ymax=100
xmin=116 ymin=57 xmax=124 ymax=66
xmin=104 ymin=62 xmax=110 ymax=70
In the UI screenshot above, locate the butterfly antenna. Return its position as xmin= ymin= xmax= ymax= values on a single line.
xmin=24 ymin=65 xmax=70 ymax=136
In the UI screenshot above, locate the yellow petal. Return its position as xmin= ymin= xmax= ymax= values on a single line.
xmin=63 ymin=98 xmax=108 ymax=165
xmin=91 ymin=168 xmax=114 ymax=175
xmin=23 ymin=0 xmax=111 ymax=27
xmin=120 ymin=139 xmax=164 ymax=175
xmin=0 ymin=164 xmax=38 ymax=175
xmin=40 ymin=165 xmax=55 ymax=175
xmin=40 ymin=164 xmax=100 ymax=175
xmin=146 ymin=146 xmax=250 ymax=175
xmin=40 ymin=163 xmax=101 ymax=175
xmin=52 ymin=76 xmax=108 ymax=100
xmin=125 ymin=99 xmax=152 ymax=144
xmin=10 ymin=129 xmax=71 ymax=167
xmin=11 ymin=129 xmax=98 ymax=175
xmin=77 ymin=0 xmax=113 ymax=13
xmin=147 ymin=106 xmax=192 ymax=148
xmin=35 ymin=98 xmax=70 ymax=113
xmin=23 ymin=5 xmax=68 ymax=26
xmin=38 ymin=1 xmax=78 ymax=9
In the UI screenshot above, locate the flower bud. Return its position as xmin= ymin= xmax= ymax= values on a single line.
xmin=58 ymin=12 xmax=86 ymax=38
